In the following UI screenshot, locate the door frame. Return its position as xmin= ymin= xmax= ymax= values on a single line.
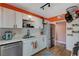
xmin=50 ymin=20 xmax=66 ymax=46
xmin=50 ymin=24 xmax=56 ymax=47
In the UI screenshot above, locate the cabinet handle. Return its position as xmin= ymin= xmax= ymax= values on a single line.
xmin=32 ymin=41 xmax=37 ymax=49
xmin=36 ymin=41 xmax=37 ymax=48
xmin=14 ymin=24 xmax=17 ymax=28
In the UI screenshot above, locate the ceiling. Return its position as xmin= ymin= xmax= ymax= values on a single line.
xmin=9 ymin=3 xmax=78 ymax=18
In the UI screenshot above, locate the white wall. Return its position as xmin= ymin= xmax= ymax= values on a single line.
xmin=66 ymin=18 xmax=79 ymax=51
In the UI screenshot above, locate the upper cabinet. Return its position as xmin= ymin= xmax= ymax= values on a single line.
xmin=0 ymin=7 xmax=23 ymax=28
xmin=0 ymin=7 xmax=43 ymax=29
xmin=0 ymin=7 xmax=2 ymax=28
xmin=15 ymin=12 xmax=23 ymax=28
xmin=2 ymin=7 xmax=16 ymax=28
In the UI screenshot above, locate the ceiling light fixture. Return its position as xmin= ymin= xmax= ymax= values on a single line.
xmin=40 ymin=3 xmax=50 ymax=10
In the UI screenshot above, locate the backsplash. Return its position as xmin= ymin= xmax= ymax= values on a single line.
xmin=0 ymin=28 xmax=22 ymax=40
xmin=22 ymin=28 xmax=41 ymax=36
xmin=0 ymin=28 xmax=41 ymax=40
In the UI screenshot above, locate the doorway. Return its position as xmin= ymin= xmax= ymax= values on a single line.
xmin=55 ymin=21 xmax=66 ymax=48
xmin=51 ymin=21 xmax=66 ymax=48
xmin=50 ymin=24 xmax=55 ymax=48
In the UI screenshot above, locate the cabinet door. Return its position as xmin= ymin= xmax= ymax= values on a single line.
xmin=37 ymin=37 xmax=46 ymax=50
xmin=23 ymin=40 xmax=33 ymax=56
xmin=0 ymin=7 xmax=2 ymax=28
xmin=16 ymin=12 xmax=22 ymax=28
xmin=2 ymin=7 xmax=15 ymax=28
xmin=31 ymin=40 xmax=39 ymax=54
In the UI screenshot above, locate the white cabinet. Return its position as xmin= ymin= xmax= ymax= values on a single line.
xmin=0 ymin=7 xmax=23 ymax=28
xmin=32 ymin=36 xmax=46 ymax=54
xmin=23 ymin=39 xmax=34 ymax=56
xmin=0 ymin=7 xmax=43 ymax=28
xmin=0 ymin=7 xmax=2 ymax=28
xmin=2 ymin=7 xmax=16 ymax=28
xmin=37 ymin=36 xmax=46 ymax=50
xmin=23 ymin=39 xmax=38 ymax=56
xmin=23 ymin=36 xmax=46 ymax=56
xmin=15 ymin=12 xmax=23 ymax=28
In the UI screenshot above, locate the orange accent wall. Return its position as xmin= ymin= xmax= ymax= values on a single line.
xmin=0 ymin=3 xmax=44 ymax=19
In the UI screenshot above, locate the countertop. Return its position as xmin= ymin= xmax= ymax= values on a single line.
xmin=0 ymin=35 xmax=45 ymax=45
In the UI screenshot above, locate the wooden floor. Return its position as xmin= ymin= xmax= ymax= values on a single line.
xmin=34 ymin=45 xmax=71 ymax=56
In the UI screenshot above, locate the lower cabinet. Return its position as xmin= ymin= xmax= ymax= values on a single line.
xmin=37 ymin=36 xmax=46 ymax=51
xmin=23 ymin=39 xmax=33 ymax=56
xmin=23 ymin=36 xmax=46 ymax=56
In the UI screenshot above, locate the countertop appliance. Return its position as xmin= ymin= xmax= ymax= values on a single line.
xmin=2 ymin=31 xmax=13 ymax=40
xmin=0 ymin=41 xmax=22 ymax=56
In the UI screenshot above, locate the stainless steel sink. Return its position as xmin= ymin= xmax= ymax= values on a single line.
xmin=22 ymin=35 xmax=35 ymax=39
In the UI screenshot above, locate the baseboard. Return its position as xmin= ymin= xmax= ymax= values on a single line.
xmin=57 ymin=41 xmax=66 ymax=44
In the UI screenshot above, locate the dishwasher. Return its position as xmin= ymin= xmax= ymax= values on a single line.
xmin=0 ymin=41 xmax=22 ymax=56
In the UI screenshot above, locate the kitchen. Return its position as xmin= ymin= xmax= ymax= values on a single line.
xmin=0 ymin=3 xmax=48 ymax=56
xmin=0 ymin=3 xmax=79 ymax=56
